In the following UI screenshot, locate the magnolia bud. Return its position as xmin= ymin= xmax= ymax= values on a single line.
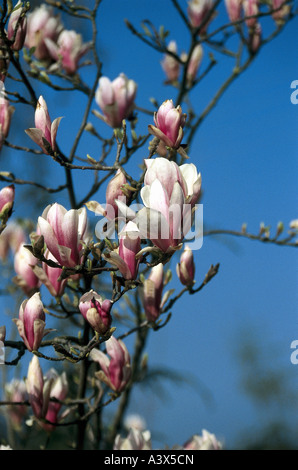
xmin=176 ymin=245 xmax=195 ymax=286
xmin=7 ymin=1 xmax=27 ymax=51
xmin=79 ymin=290 xmax=112 ymax=335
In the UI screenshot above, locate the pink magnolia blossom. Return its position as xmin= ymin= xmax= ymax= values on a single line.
xmin=25 ymin=96 xmax=62 ymax=154
xmin=90 ymin=336 xmax=131 ymax=393
xmin=176 ymin=245 xmax=195 ymax=287
xmin=181 ymin=44 xmax=203 ymax=87
xmin=249 ymin=22 xmax=262 ymax=53
xmin=114 ymin=429 xmax=152 ymax=450
xmin=187 ymin=0 xmax=215 ymax=33
xmin=7 ymin=1 xmax=27 ymax=51
xmin=43 ymin=368 xmax=68 ymax=431
xmin=183 ymin=430 xmax=222 ymax=450
xmin=26 ymin=356 xmax=68 ymax=430
xmin=0 ymin=83 xmax=14 ymax=150
xmin=13 ymin=292 xmax=50 ymax=352
xmin=0 ymin=221 xmax=26 ymax=260
xmin=0 ymin=184 xmax=15 ymax=222
xmin=33 ymin=249 xmax=67 ymax=298
xmin=13 ymin=243 xmax=40 ymax=295
xmin=37 ymin=203 xmax=88 ymax=268
xmin=5 ymin=379 xmax=28 ymax=429
xmin=136 ymin=158 xmax=201 ymax=252
xmin=143 ymin=263 xmax=164 ymax=322
xmin=0 ymin=325 xmax=5 ymax=342
xmin=272 ymin=0 xmax=290 ymax=23
xmin=24 ymin=4 xmax=63 ymax=60
xmin=95 ymin=73 xmax=137 ymax=128
xmin=148 ymin=100 xmax=186 ymax=149
xmin=224 ymin=0 xmax=243 ymax=23
xmin=86 ymin=169 xmax=130 ymax=221
xmin=243 ymin=0 xmax=259 ymax=28
xmin=103 ymin=221 xmax=141 ymax=280
xmin=161 ymin=40 xmax=180 ymax=83
xmin=45 ymin=29 xmax=91 ymax=75
xmin=79 ymin=290 xmax=112 ymax=335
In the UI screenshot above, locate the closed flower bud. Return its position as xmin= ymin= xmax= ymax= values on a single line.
xmin=181 ymin=44 xmax=203 ymax=86
xmin=271 ymin=0 xmax=291 ymax=23
xmin=26 ymin=355 xmax=44 ymax=419
xmin=33 ymin=249 xmax=67 ymax=298
xmin=187 ymin=0 xmax=215 ymax=33
xmin=243 ymin=0 xmax=259 ymax=28
xmin=13 ymin=243 xmax=40 ymax=295
xmin=95 ymin=73 xmax=137 ymax=128
xmin=224 ymin=0 xmax=243 ymax=22
xmin=7 ymin=1 xmax=27 ymax=51
xmin=148 ymin=99 xmax=186 ymax=149
xmin=0 ymin=184 xmax=14 ymax=222
xmin=90 ymin=336 xmax=131 ymax=393
xmin=79 ymin=290 xmax=112 ymax=335
xmin=105 ymin=169 xmax=129 ymax=220
xmin=176 ymin=245 xmax=195 ymax=286
xmin=103 ymin=221 xmax=141 ymax=280
xmin=0 ymin=83 xmax=14 ymax=151
xmin=0 ymin=325 xmax=5 ymax=342
xmin=143 ymin=263 xmax=164 ymax=322
xmin=13 ymin=292 xmax=49 ymax=351
xmin=25 ymin=96 xmax=62 ymax=154
xmin=161 ymin=40 xmax=180 ymax=83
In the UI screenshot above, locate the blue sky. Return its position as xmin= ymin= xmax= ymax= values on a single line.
xmin=0 ymin=0 xmax=297 ymax=449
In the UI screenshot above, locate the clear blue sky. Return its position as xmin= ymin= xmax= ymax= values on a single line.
xmin=1 ymin=0 xmax=297 ymax=449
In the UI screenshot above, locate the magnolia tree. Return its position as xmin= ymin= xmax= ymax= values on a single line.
xmin=0 ymin=0 xmax=296 ymax=451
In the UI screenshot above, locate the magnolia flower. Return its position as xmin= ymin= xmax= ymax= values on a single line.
xmin=0 ymin=83 xmax=14 ymax=150
xmin=79 ymin=290 xmax=112 ymax=335
xmin=0 ymin=325 xmax=5 ymax=342
xmin=45 ymin=29 xmax=91 ymax=75
xmin=95 ymin=73 xmax=137 ymax=128
xmin=37 ymin=203 xmax=88 ymax=268
xmin=271 ymin=0 xmax=291 ymax=23
xmin=5 ymin=378 xmax=28 ymax=429
xmin=26 ymin=356 xmax=68 ymax=430
xmin=13 ymin=292 xmax=50 ymax=352
xmin=161 ymin=40 xmax=180 ymax=83
xmin=90 ymin=336 xmax=131 ymax=393
xmin=249 ymin=22 xmax=262 ymax=53
xmin=32 ymin=249 xmax=67 ymax=298
xmin=86 ymin=168 xmax=130 ymax=221
xmin=181 ymin=44 xmax=203 ymax=87
xmin=183 ymin=430 xmax=222 ymax=450
xmin=115 ymin=158 xmax=201 ymax=253
xmin=24 ymin=4 xmax=63 ymax=60
xmin=243 ymin=0 xmax=259 ymax=28
xmin=187 ymin=0 xmax=215 ymax=33
xmin=143 ymin=263 xmax=164 ymax=322
xmin=25 ymin=96 xmax=62 ymax=154
xmin=224 ymin=0 xmax=243 ymax=22
xmin=103 ymin=221 xmax=141 ymax=280
xmin=13 ymin=243 xmax=41 ymax=295
xmin=148 ymin=99 xmax=186 ymax=149
xmin=0 ymin=221 xmax=26 ymax=261
xmin=176 ymin=245 xmax=195 ymax=286
xmin=114 ymin=428 xmax=152 ymax=450
xmin=7 ymin=1 xmax=27 ymax=51
xmin=0 ymin=184 xmax=15 ymax=222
